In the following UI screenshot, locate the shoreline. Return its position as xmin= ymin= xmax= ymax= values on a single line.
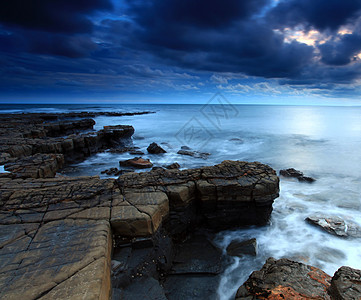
xmin=0 ymin=112 xmax=359 ymax=299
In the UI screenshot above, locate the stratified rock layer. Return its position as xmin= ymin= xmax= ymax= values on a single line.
xmin=0 ymin=160 xmax=279 ymax=300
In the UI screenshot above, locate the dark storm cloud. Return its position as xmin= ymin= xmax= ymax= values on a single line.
xmin=268 ymin=0 xmax=361 ymax=31
xmin=319 ymin=33 xmax=361 ymax=65
xmin=124 ymin=0 xmax=314 ymax=78
xmin=130 ymin=0 xmax=270 ymax=29
xmin=0 ymin=0 xmax=113 ymax=58
xmin=0 ymin=28 xmax=97 ymax=58
xmin=0 ymin=0 xmax=113 ymax=34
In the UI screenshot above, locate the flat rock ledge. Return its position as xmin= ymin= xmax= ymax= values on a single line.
xmin=0 ymin=160 xmax=279 ymax=300
xmin=236 ymin=257 xmax=361 ymax=300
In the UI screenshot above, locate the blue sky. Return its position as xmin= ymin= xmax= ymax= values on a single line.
xmin=1 ymin=0 xmax=361 ymax=104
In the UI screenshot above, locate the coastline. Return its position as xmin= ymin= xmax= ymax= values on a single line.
xmin=0 ymin=111 xmax=360 ymax=299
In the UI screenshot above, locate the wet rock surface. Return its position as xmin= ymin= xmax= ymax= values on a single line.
xmin=119 ymin=157 xmax=154 ymax=169
xmin=279 ymin=168 xmax=316 ymax=183
xmin=306 ymin=216 xmax=361 ymax=238
xmin=177 ymin=149 xmax=211 ymax=159
xmin=147 ymin=142 xmax=167 ymax=154
xmin=236 ymin=258 xmax=361 ymax=300
xmin=226 ymin=238 xmax=257 ymax=257
xmin=236 ymin=257 xmax=332 ymax=299
xmin=329 ymin=266 xmax=361 ymax=300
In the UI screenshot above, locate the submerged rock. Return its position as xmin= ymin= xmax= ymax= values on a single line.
xmin=177 ymin=149 xmax=210 ymax=159
xmin=226 ymin=238 xmax=257 ymax=257
xmin=147 ymin=142 xmax=166 ymax=154
xmin=306 ymin=216 xmax=361 ymax=238
xmin=119 ymin=157 xmax=153 ymax=169
xmin=236 ymin=257 xmax=332 ymax=299
xmin=279 ymin=168 xmax=316 ymax=183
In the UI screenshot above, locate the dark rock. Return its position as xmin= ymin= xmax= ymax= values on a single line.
xmin=177 ymin=149 xmax=210 ymax=159
xmin=122 ymin=277 xmax=167 ymax=300
xmin=229 ymin=138 xmax=243 ymax=144
xmin=279 ymin=168 xmax=316 ymax=183
xmin=129 ymin=150 xmax=144 ymax=155
xmin=181 ymin=146 xmax=192 ymax=150
xmin=151 ymin=167 xmax=164 ymax=171
xmin=164 ymin=162 xmax=180 ymax=169
xmin=147 ymin=142 xmax=166 ymax=154
xmin=119 ymin=157 xmax=153 ymax=169
xmin=226 ymin=238 xmax=257 ymax=257
xmin=164 ymin=274 xmax=220 ymax=300
xmin=236 ymin=257 xmax=332 ymax=299
xmin=170 ymin=234 xmax=223 ymax=275
xmin=163 ymin=233 xmax=223 ymax=300
xmin=329 ymin=266 xmax=361 ymax=300
xmin=306 ymin=216 xmax=361 ymax=238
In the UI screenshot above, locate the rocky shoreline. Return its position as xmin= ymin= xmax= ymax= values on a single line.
xmin=0 ymin=112 xmax=360 ymax=299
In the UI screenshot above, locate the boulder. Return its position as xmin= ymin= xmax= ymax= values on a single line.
xmin=119 ymin=157 xmax=153 ymax=169
xmin=236 ymin=257 xmax=332 ymax=299
xmin=147 ymin=143 xmax=166 ymax=154
xmin=306 ymin=216 xmax=361 ymax=238
xmin=329 ymin=266 xmax=361 ymax=299
xmin=279 ymin=168 xmax=316 ymax=183
xmin=226 ymin=238 xmax=257 ymax=257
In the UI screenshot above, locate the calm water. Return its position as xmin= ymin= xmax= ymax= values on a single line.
xmin=2 ymin=103 xmax=361 ymax=299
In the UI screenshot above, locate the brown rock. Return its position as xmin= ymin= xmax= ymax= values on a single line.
xmin=119 ymin=157 xmax=153 ymax=169
xmin=236 ymin=257 xmax=332 ymax=299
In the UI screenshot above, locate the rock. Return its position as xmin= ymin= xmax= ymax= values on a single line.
xmin=122 ymin=277 xmax=167 ymax=300
xmin=4 ymin=153 xmax=64 ymax=178
xmin=226 ymin=238 xmax=257 ymax=257
xmin=0 ymin=113 xmax=135 ymax=164
xmin=177 ymin=149 xmax=210 ymax=159
xmin=0 ymin=219 xmax=113 ymax=300
xmin=229 ymin=138 xmax=243 ymax=144
xmin=163 ymin=233 xmax=223 ymax=300
xmin=119 ymin=160 xmax=280 ymax=230
xmin=164 ymin=162 xmax=180 ymax=169
xmin=329 ymin=266 xmax=361 ymax=300
xmin=101 ymin=168 xmax=122 ymax=176
xmin=147 ymin=142 xmax=166 ymax=154
xmin=181 ymin=145 xmax=192 ymax=150
xmin=306 ymin=216 xmax=361 ymax=238
xmin=119 ymin=157 xmax=153 ymax=169
xmin=129 ymin=150 xmax=144 ymax=155
xmin=236 ymin=257 xmax=332 ymax=299
xmin=279 ymin=168 xmax=316 ymax=183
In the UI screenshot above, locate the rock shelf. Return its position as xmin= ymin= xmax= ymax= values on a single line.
xmin=1 ymin=112 xmax=358 ymax=300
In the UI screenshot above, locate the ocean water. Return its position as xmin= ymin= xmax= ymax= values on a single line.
xmin=2 ymin=103 xmax=361 ymax=299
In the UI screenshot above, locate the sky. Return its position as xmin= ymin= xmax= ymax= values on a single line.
xmin=1 ymin=0 xmax=361 ymax=104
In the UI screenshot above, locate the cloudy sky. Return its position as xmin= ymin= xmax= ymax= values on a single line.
xmin=1 ymin=0 xmax=361 ymax=104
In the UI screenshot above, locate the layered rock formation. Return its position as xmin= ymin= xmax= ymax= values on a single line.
xmin=0 ymin=113 xmax=135 ymax=164
xmin=0 ymin=159 xmax=279 ymax=299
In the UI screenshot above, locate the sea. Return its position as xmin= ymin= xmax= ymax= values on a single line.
xmin=1 ymin=103 xmax=361 ymax=299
